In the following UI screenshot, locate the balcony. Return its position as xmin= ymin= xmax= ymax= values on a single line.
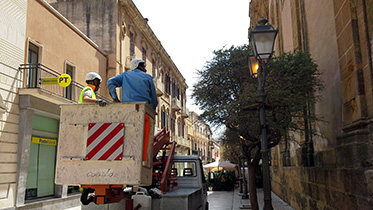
xmin=19 ymin=63 xmax=111 ymax=103
xmin=156 ymin=77 xmax=164 ymax=97
xmin=181 ymin=106 xmax=189 ymax=118
xmin=175 ymin=136 xmax=190 ymax=149
xmin=172 ymin=98 xmax=181 ymax=111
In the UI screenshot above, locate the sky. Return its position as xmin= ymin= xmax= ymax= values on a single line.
xmin=132 ymin=0 xmax=251 ymax=115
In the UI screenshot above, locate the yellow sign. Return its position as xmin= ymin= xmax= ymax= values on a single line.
xmin=41 ymin=77 xmax=58 ymax=85
xmin=58 ymin=74 xmax=71 ymax=87
xmin=32 ymin=137 xmax=57 ymax=146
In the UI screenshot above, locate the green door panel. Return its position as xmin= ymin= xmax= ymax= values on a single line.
xmin=37 ymin=144 xmax=56 ymax=197
xmin=26 ymin=143 xmax=39 ymax=189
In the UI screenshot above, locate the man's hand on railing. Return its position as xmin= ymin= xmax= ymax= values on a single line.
xmin=96 ymin=99 xmax=107 ymax=107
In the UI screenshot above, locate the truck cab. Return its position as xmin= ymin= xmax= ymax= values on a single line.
xmin=152 ymin=156 xmax=208 ymax=210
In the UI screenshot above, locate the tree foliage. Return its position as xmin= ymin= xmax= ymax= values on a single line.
xmin=193 ymin=45 xmax=322 ymax=210
xmin=192 ymin=45 xmax=322 ymax=154
xmin=193 ymin=45 xmax=259 ymax=143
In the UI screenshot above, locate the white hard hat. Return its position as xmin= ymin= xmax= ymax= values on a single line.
xmin=85 ymin=72 xmax=102 ymax=82
xmin=130 ymin=58 xmax=145 ymax=70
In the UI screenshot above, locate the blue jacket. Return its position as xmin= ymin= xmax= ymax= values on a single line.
xmin=107 ymin=69 xmax=158 ymax=110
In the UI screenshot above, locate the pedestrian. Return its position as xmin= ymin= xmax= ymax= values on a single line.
xmin=79 ymin=72 xmax=107 ymax=106
xmin=107 ymin=58 xmax=158 ymax=110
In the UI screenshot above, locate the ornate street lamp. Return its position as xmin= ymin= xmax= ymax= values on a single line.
xmin=250 ymin=18 xmax=278 ymax=62
xmin=249 ymin=18 xmax=278 ymax=210
xmin=248 ymin=51 xmax=259 ymax=78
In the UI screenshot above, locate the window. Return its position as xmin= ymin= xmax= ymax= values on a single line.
xmin=182 ymin=123 xmax=185 ymax=138
xmin=172 ymin=82 xmax=176 ymax=98
xmin=27 ymin=42 xmax=39 ymax=88
xmin=171 ymin=83 xmax=180 ymax=99
xmin=177 ymin=121 xmax=181 ymax=136
xmin=152 ymin=59 xmax=156 ymax=78
xmin=171 ymin=118 xmax=175 ymax=133
xmin=172 ymin=161 xmax=196 ymax=177
xmin=130 ymin=32 xmax=135 ymax=56
xmin=25 ymin=115 xmax=58 ymax=200
xmin=161 ymin=111 xmax=169 ymax=131
xmin=165 ymin=113 xmax=169 ymax=131
xmin=181 ymin=93 xmax=184 ymax=107
xmin=142 ymin=47 xmax=146 ymax=61
xmin=161 ymin=111 xmax=166 ymax=129
xmin=165 ymin=74 xmax=171 ymax=94
xmin=65 ymin=63 xmax=74 ymax=100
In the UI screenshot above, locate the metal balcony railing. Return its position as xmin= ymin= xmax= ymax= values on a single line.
xmin=181 ymin=106 xmax=188 ymax=118
xmin=171 ymin=98 xmax=181 ymax=111
xmin=19 ymin=63 xmax=112 ymax=103
xmin=175 ymin=136 xmax=189 ymax=148
xmin=156 ymin=76 xmax=164 ymax=97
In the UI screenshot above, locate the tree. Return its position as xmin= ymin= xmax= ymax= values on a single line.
xmin=192 ymin=45 xmax=322 ymax=210
xmin=193 ymin=44 xmax=263 ymax=209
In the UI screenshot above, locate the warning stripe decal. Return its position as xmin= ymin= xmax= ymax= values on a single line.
xmin=86 ymin=123 xmax=124 ymax=160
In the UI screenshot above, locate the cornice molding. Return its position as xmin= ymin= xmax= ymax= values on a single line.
xmin=119 ymin=0 xmax=187 ymax=88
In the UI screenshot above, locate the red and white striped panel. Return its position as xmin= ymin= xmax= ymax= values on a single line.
xmin=86 ymin=123 xmax=124 ymax=161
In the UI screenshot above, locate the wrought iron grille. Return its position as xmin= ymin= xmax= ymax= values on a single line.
xmin=19 ymin=63 xmax=112 ymax=103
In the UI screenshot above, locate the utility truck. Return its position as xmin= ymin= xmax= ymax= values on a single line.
xmin=55 ymin=103 xmax=208 ymax=210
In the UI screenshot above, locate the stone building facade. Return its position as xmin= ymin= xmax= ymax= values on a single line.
xmin=211 ymin=141 xmax=221 ymax=162
xmin=188 ymin=111 xmax=213 ymax=165
xmin=1 ymin=0 xmax=109 ymax=209
xmin=0 ymin=0 xmax=27 ymax=208
xmin=17 ymin=0 xmax=108 ymax=209
xmin=0 ymin=0 xmax=206 ymax=209
xmin=1 ymin=0 xmax=213 ymax=209
xmin=47 ymin=0 xmax=192 ymax=155
xmin=249 ymin=0 xmax=373 ymax=209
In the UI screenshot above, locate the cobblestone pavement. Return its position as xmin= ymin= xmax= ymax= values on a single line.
xmin=207 ymin=188 xmax=294 ymax=210
xmin=65 ymin=188 xmax=294 ymax=210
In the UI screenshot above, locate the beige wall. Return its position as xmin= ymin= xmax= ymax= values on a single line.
xmin=260 ymin=0 xmax=344 ymax=157
xmin=5 ymin=0 xmax=109 ymax=208
xmin=280 ymin=0 xmax=294 ymax=51
xmin=250 ymin=0 xmax=373 ymax=209
xmin=0 ymin=0 xmax=27 ymax=208
xmin=27 ymin=0 xmax=108 ymax=96
xmin=305 ymin=0 xmax=342 ymax=150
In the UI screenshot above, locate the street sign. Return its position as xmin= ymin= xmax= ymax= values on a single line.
xmin=41 ymin=74 xmax=72 ymax=87
xmin=31 ymin=136 xmax=57 ymax=146
xmin=41 ymin=77 xmax=58 ymax=85
xmin=58 ymin=74 xmax=71 ymax=87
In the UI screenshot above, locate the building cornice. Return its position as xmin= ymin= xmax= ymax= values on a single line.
xmin=119 ymin=0 xmax=187 ymax=89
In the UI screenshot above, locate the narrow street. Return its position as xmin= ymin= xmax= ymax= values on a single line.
xmin=63 ymin=188 xmax=294 ymax=210
xmin=207 ymin=188 xmax=294 ymax=210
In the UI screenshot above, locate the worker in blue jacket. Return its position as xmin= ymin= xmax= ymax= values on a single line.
xmin=107 ymin=58 xmax=158 ymax=110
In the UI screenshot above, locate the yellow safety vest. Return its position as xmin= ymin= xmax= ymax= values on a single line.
xmin=78 ymin=86 xmax=96 ymax=103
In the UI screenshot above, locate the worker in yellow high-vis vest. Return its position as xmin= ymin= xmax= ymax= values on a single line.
xmin=79 ymin=72 xmax=107 ymax=106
